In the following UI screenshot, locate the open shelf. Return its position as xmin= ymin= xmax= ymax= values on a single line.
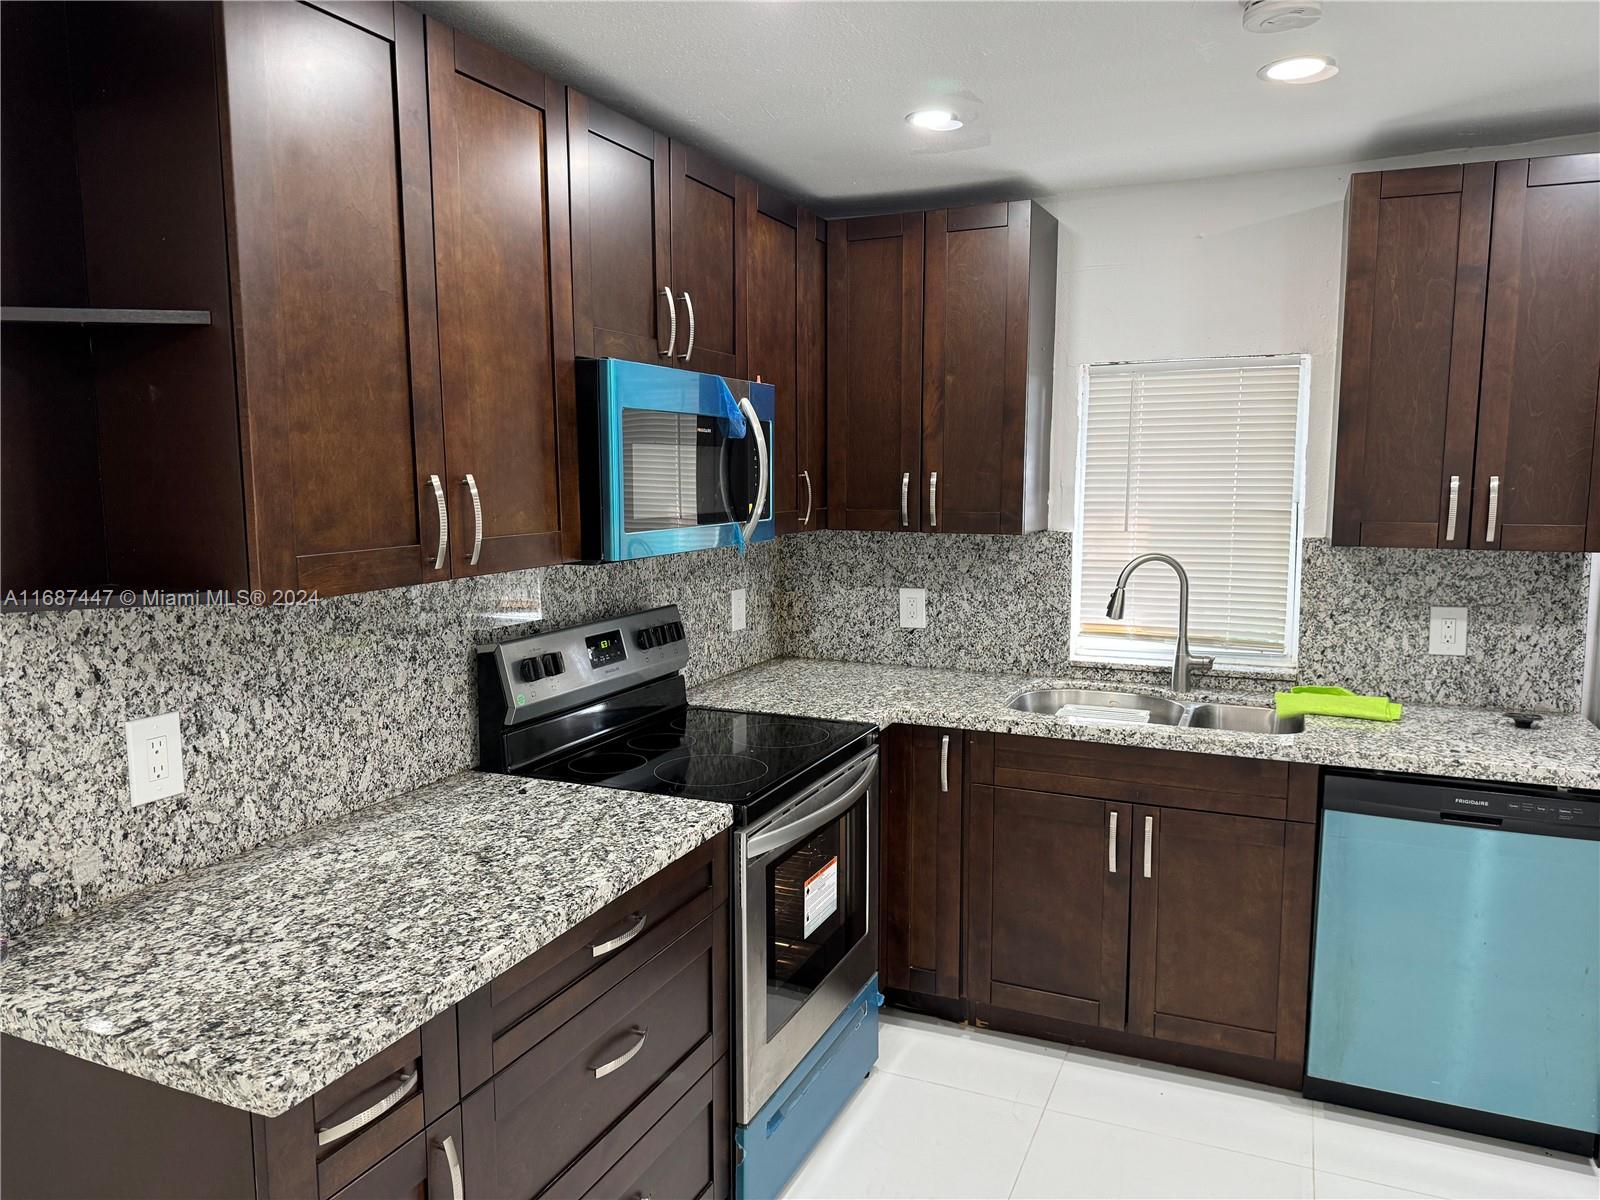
xmin=1 ymin=306 xmax=212 ymax=327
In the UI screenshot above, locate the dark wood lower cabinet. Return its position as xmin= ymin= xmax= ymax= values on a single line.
xmin=880 ymin=729 xmax=1320 ymax=1089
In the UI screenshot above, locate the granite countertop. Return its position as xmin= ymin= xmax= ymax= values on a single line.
xmin=0 ymin=772 xmax=730 ymax=1117
xmin=689 ymin=658 xmax=1600 ymax=792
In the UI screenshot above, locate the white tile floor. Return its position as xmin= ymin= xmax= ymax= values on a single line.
xmin=780 ymin=1011 xmax=1600 ymax=1200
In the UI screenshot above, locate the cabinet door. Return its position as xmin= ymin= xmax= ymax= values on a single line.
xmin=968 ymin=786 xmax=1131 ymax=1029
xmin=741 ymin=182 xmax=802 ymax=531
xmin=827 ymin=213 xmax=923 ymax=530
xmin=797 ymin=213 xmax=828 ymax=532
xmin=881 ymin=727 xmax=963 ymax=999
xmin=221 ymin=2 xmax=448 ymax=596
xmin=427 ymin=21 xmax=579 ymax=572
xmin=1128 ymin=807 xmax=1314 ymax=1066
xmin=568 ymin=89 xmax=672 ymax=365
xmin=670 ymin=142 xmax=741 ymax=376
xmin=922 ymin=201 xmax=1044 ymax=534
xmin=1472 ymin=154 xmax=1600 ymax=552
xmin=1332 ymin=163 xmax=1493 ymax=549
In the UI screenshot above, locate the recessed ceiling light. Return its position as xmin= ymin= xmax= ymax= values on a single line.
xmin=1258 ymin=54 xmax=1339 ymax=84
xmin=907 ymin=109 xmax=963 ymax=132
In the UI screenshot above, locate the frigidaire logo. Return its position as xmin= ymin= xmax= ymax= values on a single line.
xmin=1454 ymin=797 xmax=1490 ymax=808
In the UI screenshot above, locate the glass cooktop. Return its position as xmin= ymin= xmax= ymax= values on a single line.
xmin=521 ymin=706 xmax=875 ymax=808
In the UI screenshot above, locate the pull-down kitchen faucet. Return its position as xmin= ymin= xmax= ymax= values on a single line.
xmin=1106 ymin=554 xmax=1214 ymax=694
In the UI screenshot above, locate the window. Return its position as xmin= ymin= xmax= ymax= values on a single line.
xmin=1071 ymin=355 xmax=1308 ymax=672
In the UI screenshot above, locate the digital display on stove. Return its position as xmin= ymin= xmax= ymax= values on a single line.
xmin=585 ymin=629 xmax=627 ymax=668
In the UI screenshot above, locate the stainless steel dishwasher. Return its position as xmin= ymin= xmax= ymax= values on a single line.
xmin=1305 ymin=772 xmax=1599 ymax=1155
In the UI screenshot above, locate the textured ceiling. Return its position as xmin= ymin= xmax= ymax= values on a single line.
xmin=418 ymin=0 xmax=1600 ymax=213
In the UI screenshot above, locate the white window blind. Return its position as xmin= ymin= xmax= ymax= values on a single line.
xmin=1071 ymin=356 xmax=1308 ymax=671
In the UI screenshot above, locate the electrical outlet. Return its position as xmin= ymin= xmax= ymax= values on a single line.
xmin=1429 ymin=606 xmax=1468 ymax=657
xmin=126 ymin=712 xmax=185 ymax=806
xmin=731 ymin=588 xmax=747 ymax=633
xmin=899 ymin=587 xmax=928 ymax=629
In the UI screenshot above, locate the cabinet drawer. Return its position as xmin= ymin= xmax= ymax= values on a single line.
xmin=330 ymin=1108 xmax=464 ymax=1200
xmin=462 ymin=907 xmax=729 ymax=1198
xmin=459 ymin=833 xmax=727 ymax=1093
xmin=579 ymin=1057 xmax=728 ymax=1200
xmin=993 ymin=735 xmax=1289 ymax=820
xmin=259 ymin=1009 xmax=460 ymax=1199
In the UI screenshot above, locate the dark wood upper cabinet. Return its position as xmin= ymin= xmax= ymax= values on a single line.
xmin=881 ymin=726 xmax=964 ymax=1000
xmin=568 ymin=89 xmax=673 ymax=365
xmin=922 ymin=201 xmax=1056 ymax=534
xmin=221 ymin=1 xmax=449 ymax=597
xmin=799 ymin=213 xmax=830 ymax=532
xmin=1333 ymin=153 xmax=1600 ymax=553
xmin=827 ymin=213 xmax=925 ymax=531
xmin=426 ymin=20 xmax=580 ymax=572
xmin=741 ymin=182 xmax=802 ymax=530
xmin=670 ymin=141 xmax=741 ymax=377
xmin=1471 ymin=154 xmax=1600 ymax=552
xmin=967 ymin=785 xmax=1131 ymax=1031
xmin=1127 ymin=806 xmax=1314 ymax=1069
xmin=1332 ymin=162 xmax=1493 ymax=549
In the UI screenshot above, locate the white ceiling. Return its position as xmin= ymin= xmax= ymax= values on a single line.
xmin=420 ymin=0 xmax=1600 ymax=213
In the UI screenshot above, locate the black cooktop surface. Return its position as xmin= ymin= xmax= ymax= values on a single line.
xmin=520 ymin=706 xmax=876 ymax=808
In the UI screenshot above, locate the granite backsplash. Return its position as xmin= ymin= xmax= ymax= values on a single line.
xmin=3 ymin=528 xmax=1591 ymax=938
xmin=1 ymin=544 xmax=779 ymax=938
xmin=776 ymin=530 xmax=1592 ymax=712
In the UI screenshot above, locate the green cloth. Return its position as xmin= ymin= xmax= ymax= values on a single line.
xmin=1274 ymin=686 xmax=1403 ymax=722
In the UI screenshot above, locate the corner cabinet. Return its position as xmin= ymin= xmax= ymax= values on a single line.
xmin=827 ymin=202 xmax=1057 ymax=535
xmin=1333 ymin=153 xmax=1600 ymax=552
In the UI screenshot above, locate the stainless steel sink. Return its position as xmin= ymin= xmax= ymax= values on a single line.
xmin=1006 ymin=688 xmax=1187 ymax=725
xmin=1184 ymin=703 xmax=1305 ymax=735
xmin=1008 ymin=689 xmax=1302 ymax=735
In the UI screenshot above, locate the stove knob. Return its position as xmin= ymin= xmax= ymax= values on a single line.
xmin=518 ymin=657 xmax=544 ymax=683
xmin=669 ymin=621 xmax=685 ymax=641
xmin=541 ymin=651 xmax=563 ymax=676
xmin=650 ymin=626 xmax=665 ymax=647
xmin=635 ymin=629 xmax=652 ymax=651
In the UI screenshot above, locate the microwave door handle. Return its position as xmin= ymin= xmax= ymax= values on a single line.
xmin=736 ymin=395 xmax=769 ymax=543
xmin=746 ymin=757 xmax=875 ymax=859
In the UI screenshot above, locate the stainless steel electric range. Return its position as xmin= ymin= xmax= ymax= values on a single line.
xmin=476 ymin=605 xmax=881 ymax=1197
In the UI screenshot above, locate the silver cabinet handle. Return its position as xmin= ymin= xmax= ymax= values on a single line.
xmin=589 ymin=911 xmax=646 ymax=958
xmin=428 ymin=474 xmax=448 ymax=570
xmin=659 ymin=286 xmax=677 ymax=358
xmin=900 ymin=472 xmax=910 ymax=527
xmin=436 ymin=1133 xmax=463 ymax=1200
xmin=737 ymin=395 xmax=769 ymax=543
xmin=800 ymin=469 xmax=813 ymax=526
xmin=590 ymin=1026 xmax=647 ymax=1079
xmin=939 ymin=734 xmax=950 ymax=792
xmin=929 ymin=472 xmax=938 ymax=528
xmin=679 ymin=291 xmax=695 ymax=361
xmin=1108 ymin=810 xmax=1118 ymax=875
xmin=316 ymin=1068 xmax=419 ymax=1146
xmin=1142 ymin=815 xmax=1154 ymax=879
xmin=462 ymin=474 xmax=483 ymax=566
xmin=1485 ymin=475 xmax=1500 ymax=544
xmin=1444 ymin=475 xmax=1460 ymax=544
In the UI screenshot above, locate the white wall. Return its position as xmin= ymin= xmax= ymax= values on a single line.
xmin=1040 ymin=133 xmax=1600 ymax=537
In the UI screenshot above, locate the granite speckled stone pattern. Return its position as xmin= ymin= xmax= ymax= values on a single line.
xmin=1297 ymin=539 xmax=1591 ymax=713
xmin=1 ymin=543 xmax=776 ymax=938
xmin=0 ymin=771 xmax=731 ymax=1116
xmin=690 ymin=658 xmax=1600 ymax=792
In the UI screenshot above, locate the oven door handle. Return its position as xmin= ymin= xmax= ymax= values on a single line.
xmin=745 ymin=755 xmax=876 ymax=860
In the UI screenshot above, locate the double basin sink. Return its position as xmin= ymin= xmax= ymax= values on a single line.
xmin=1009 ymin=688 xmax=1304 ymax=735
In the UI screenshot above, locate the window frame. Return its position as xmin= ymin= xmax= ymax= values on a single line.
xmin=1068 ymin=353 xmax=1311 ymax=675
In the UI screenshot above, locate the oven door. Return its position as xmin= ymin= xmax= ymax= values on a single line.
xmin=736 ymin=747 xmax=878 ymax=1124
xmin=593 ymin=358 xmax=775 ymax=561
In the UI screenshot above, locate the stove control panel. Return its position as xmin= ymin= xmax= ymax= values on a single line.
xmin=477 ymin=604 xmax=690 ymax=728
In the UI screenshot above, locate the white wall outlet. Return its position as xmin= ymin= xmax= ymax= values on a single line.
xmin=899 ymin=587 xmax=928 ymax=629
xmin=1429 ymin=606 xmax=1469 ymax=657
xmin=126 ymin=711 xmax=185 ymax=806
xmin=731 ymin=587 xmax=747 ymax=633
